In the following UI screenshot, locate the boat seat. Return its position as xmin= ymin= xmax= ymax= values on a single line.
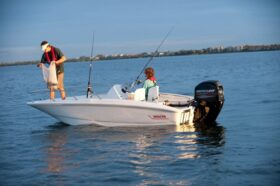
xmin=134 ymin=88 xmax=145 ymax=101
xmin=147 ymin=86 xmax=159 ymax=102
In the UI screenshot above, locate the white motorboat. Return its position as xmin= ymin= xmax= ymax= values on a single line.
xmin=27 ymin=81 xmax=224 ymax=127
xmin=28 ymin=32 xmax=224 ymax=127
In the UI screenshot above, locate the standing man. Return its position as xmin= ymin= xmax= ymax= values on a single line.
xmin=38 ymin=41 xmax=67 ymax=100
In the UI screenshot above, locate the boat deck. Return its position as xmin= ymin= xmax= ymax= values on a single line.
xmin=159 ymin=93 xmax=194 ymax=107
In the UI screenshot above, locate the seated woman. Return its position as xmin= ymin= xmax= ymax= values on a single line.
xmin=143 ymin=67 xmax=157 ymax=100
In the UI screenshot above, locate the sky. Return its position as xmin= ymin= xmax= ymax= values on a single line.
xmin=0 ymin=0 xmax=280 ymax=63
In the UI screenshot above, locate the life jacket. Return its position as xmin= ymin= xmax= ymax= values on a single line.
xmin=148 ymin=76 xmax=157 ymax=85
xmin=45 ymin=46 xmax=57 ymax=63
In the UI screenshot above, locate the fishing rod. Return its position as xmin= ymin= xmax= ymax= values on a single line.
xmin=129 ymin=27 xmax=174 ymax=90
xmin=86 ymin=31 xmax=95 ymax=98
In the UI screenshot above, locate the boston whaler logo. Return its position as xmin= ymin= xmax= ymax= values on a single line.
xmin=149 ymin=115 xmax=168 ymax=120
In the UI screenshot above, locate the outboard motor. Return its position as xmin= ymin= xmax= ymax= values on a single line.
xmin=194 ymin=80 xmax=224 ymax=124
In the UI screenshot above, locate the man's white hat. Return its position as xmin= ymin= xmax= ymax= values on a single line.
xmin=41 ymin=43 xmax=49 ymax=52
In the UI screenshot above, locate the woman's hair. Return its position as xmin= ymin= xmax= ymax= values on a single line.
xmin=145 ymin=67 xmax=154 ymax=78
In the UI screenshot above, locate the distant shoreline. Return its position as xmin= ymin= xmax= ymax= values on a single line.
xmin=1 ymin=44 xmax=279 ymax=67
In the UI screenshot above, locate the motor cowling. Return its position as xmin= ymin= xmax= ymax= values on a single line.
xmin=194 ymin=80 xmax=224 ymax=124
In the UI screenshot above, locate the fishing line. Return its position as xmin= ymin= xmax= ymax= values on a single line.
xmin=125 ymin=27 xmax=174 ymax=92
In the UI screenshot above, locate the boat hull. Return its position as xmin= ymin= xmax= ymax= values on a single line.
xmin=28 ymin=97 xmax=194 ymax=126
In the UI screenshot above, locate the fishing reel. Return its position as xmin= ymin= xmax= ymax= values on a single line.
xmin=121 ymin=80 xmax=143 ymax=93
xmin=135 ymin=79 xmax=143 ymax=85
xmin=121 ymin=86 xmax=130 ymax=93
xmin=86 ymin=84 xmax=93 ymax=98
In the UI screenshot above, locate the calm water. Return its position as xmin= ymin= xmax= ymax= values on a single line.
xmin=0 ymin=51 xmax=280 ymax=186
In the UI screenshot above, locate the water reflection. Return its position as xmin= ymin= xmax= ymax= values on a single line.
xmin=174 ymin=122 xmax=225 ymax=160
xmin=195 ymin=122 xmax=225 ymax=146
xmin=45 ymin=124 xmax=69 ymax=173
xmin=41 ymin=122 xmax=225 ymax=185
xmin=126 ymin=123 xmax=225 ymax=185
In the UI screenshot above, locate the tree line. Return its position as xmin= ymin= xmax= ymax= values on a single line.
xmin=1 ymin=44 xmax=280 ymax=67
